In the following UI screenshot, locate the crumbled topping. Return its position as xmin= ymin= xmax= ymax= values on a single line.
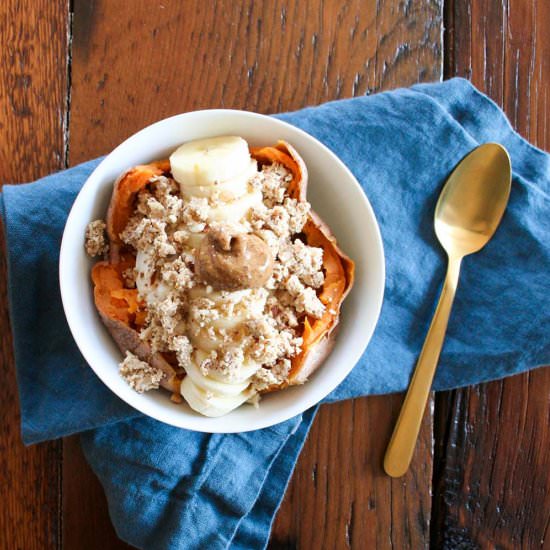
xmin=154 ymin=295 xmax=183 ymax=334
xmin=182 ymin=197 xmax=210 ymax=233
xmin=136 ymin=176 xmax=184 ymax=225
xmin=189 ymin=323 xmax=226 ymax=346
xmin=161 ymin=257 xmax=194 ymax=289
xmin=284 ymin=275 xmax=325 ymax=318
xmin=266 ymin=294 xmax=300 ymax=329
xmin=139 ymin=318 xmax=169 ymax=353
xmin=119 ymin=351 xmax=163 ymax=393
xmin=200 ymin=347 xmax=245 ymax=381
xmin=250 ymin=198 xmax=309 ymax=238
xmin=250 ymin=358 xmax=292 ymax=392
xmin=245 ymin=317 xmax=302 ymax=365
xmin=139 ymin=292 xmax=186 ymax=353
xmin=284 ymin=198 xmax=310 ymax=234
xmin=121 ymin=218 xmax=176 ymax=257
xmin=137 ymin=195 xmax=165 ymax=219
xmin=190 ymin=297 xmax=221 ymax=326
xmin=85 ymin=220 xmax=108 ymax=257
xmin=251 ymin=204 xmax=290 ymax=237
xmin=150 ymin=174 xmax=179 ymax=195
xmin=255 ymin=229 xmax=281 ymax=257
xmin=250 ymin=367 xmax=278 ymax=391
xmin=278 ymin=239 xmax=324 ymax=288
xmin=250 ymin=163 xmax=292 ymax=207
xmin=122 ymin=267 xmax=137 ymax=288
xmin=172 ymin=335 xmax=193 ymax=367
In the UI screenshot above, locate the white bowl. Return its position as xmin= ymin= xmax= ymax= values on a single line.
xmin=59 ymin=110 xmax=385 ymax=433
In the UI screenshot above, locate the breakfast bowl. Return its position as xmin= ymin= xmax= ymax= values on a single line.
xmin=59 ymin=109 xmax=385 ymax=433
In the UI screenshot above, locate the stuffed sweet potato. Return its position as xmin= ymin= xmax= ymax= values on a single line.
xmin=86 ymin=137 xmax=354 ymax=416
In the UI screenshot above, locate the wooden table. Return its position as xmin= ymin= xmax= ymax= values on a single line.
xmin=1 ymin=1 xmax=548 ymax=548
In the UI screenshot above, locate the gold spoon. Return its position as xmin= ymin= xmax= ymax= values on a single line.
xmin=383 ymin=143 xmax=512 ymax=478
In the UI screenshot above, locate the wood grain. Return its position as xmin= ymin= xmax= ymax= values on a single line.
xmin=68 ymin=0 xmax=442 ymax=163
xmin=435 ymin=1 xmax=550 ymax=548
xmin=433 ymin=373 xmax=550 ymax=549
xmin=270 ymin=396 xmax=433 ymax=549
xmin=0 ymin=1 xmax=68 ymax=548
xmin=65 ymin=1 xmax=441 ymax=548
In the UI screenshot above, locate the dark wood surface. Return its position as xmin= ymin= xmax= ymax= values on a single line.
xmin=0 ymin=1 xmax=547 ymax=549
xmin=0 ymin=1 xmax=67 ymax=548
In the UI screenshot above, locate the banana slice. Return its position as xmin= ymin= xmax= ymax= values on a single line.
xmin=135 ymin=250 xmax=170 ymax=304
xmin=208 ymin=188 xmax=263 ymax=223
xmin=184 ymin=355 xmax=250 ymax=396
xmin=180 ymin=376 xmax=255 ymax=417
xmin=180 ymin=160 xmax=257 ymax=200
xmin=170 ymin=136 xmax=252 ymax=187
xmin=194 ymin=349 xmax=260 ymax=384
xmin=188 ymin=287 xmax=252 ymax=301
xmin=188 ymin=326 xmax=227 ymax=351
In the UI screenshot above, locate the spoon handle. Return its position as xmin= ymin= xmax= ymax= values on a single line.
xmin=384 ymin=255 xmax=462 ymax=478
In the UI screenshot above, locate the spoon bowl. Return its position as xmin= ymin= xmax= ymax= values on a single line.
xmin=384 ymin=143 xmax=511 ymax=478
xmin=435 ymin=143 xmax=511 ymax=256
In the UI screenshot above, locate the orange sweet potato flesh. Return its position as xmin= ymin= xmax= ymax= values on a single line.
xmin=106 ymin=160 xmax=170 ymax=245
xmin=91 ymin=262 xmax=133 ymax=325
xmin=250 ymin=141 xmax=355 ymax=386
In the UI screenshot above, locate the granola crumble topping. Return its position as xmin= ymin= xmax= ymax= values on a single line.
xmin=85 ymin=220 xmax=108 ymax=257
xmin=119 ymin=351 xmax=163 ymax=393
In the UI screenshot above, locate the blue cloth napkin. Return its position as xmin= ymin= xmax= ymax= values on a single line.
xmin=1 ymin=78 xmax=549 ymax=549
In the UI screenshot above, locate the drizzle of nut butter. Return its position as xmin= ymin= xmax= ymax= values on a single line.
xmin=195 ymin=231 xmax=274 ymax=291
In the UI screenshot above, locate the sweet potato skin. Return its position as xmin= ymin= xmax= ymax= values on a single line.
xmin=291 ymin=328 xmax=337 ymax=384
xmin=100 ymin=313 xmax=180 ymax=393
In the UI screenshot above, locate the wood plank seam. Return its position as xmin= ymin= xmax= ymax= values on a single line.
xmin=60 ymin=4 xmax=74 ymax=549
xmin=64 ymin=1 xmax=75 ymax=170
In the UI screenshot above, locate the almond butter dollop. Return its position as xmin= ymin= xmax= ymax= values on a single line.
xmin=196 ymin=230 xmax=274 ymax=291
